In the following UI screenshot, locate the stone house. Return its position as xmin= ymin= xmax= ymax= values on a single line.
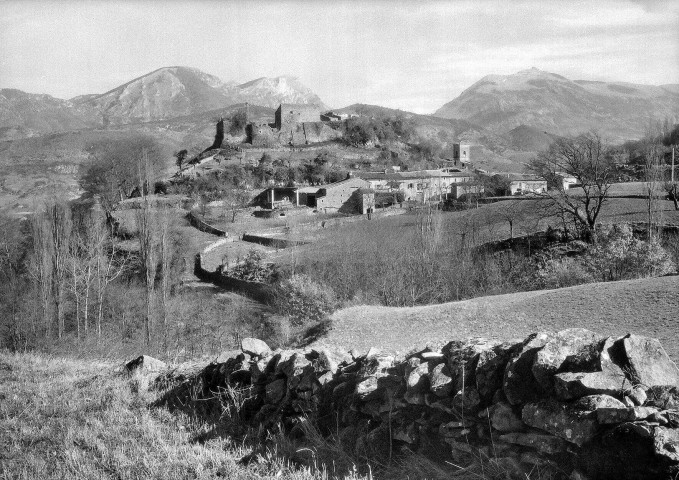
xmin=451 ymin=183 xmax=485 ymax=199
xmin=507 ymin=177 xmax=548 ymax=195
xmin=314 ymin=176 xmax=372 ymax=213
xmin=355 ymin=169 xmax=473 ymax=202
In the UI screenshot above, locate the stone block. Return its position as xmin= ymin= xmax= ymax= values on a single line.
xmin=623 ymin=334 xmax=679 ymax=388
xmin=532 ymin=328 xmax=603 ymax=390
xmin=553 ymin=369 xmax=627 ymax=401
xmin=522 ymin=400 xmax=599 ymax=447
xmin=430 ymin=363 xmax=454 ymax=397
xmin=491 ymin=402 xmax=525 ymax=433
xmin=504 ymin=333 xmax=553 ymax=405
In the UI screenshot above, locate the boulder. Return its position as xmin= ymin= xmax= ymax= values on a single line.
xmin=532 ymin=328 xmax=603 ymax=390
xmin=623 ymin=334 xmax=679 ymax=388
xmin=504 ymin=333 xmax=553 ymax=405
xmin=125 ymin=355 xmax=166 ymax=374
xmin=522 ymin=400 xmax=599 ymax=447
xmin=241 ymin=337 xmax=271 ymax=357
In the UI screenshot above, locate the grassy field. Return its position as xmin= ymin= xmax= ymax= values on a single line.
xmin=313 ymin=275 xmax=679 ymax=360
xmin=0 ymin=352 xmax=373 ymax=480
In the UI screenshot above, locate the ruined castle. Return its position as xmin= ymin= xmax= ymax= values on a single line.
xmin=246 ymin=103 xmax=344 ymax=147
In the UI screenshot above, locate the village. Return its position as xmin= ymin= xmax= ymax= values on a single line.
xmin=178 ymin=102 xmax=563 ymax=220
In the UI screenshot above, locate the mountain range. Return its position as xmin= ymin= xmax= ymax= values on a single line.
xmin=2 ymin=66 xmax=678 ymax=143
xmin=434 ymin=67 xmax=679 ymax=141
xmin=0 ymin=67 xmax=325 ymax=141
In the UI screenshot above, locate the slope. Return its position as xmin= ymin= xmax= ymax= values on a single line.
xmin=314 ymin=275 xmax=679 ymax=360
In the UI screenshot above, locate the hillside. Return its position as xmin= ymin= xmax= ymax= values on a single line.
xmin=0 ymin=89 xmax=101 ymax=141
xmin=0 ymin=67 xmax=324 ymax=140
xmin=434 ymin=68 xmax=679 ymax=141
xmin=313 ymin=275 xmax=679 ymax=360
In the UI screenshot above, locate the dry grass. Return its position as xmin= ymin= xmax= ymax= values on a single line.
xmin=0 ymin=351 xmax=561 ymax=480
xmin=0 ymin=351 xmax=373 ymax=480
xmin=315 ymin=275 xmax=679 ymax=361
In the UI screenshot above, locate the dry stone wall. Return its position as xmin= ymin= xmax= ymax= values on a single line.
xmin=143 ymin=328 xmax=679 ymax=480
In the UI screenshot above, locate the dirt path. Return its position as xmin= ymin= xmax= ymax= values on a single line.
xmin=313 ymin=275 xmax=679 ymax=360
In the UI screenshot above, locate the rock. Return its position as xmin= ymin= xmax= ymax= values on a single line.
xmin=317 ymin=371 xmax=334 ymax=386
xmin=443 ymin=438 xmax=474 ymax=454
xmin=504 ymin=333 xmax=553 ymax=405
xmin=311 ymin=348 xmax=338 ymax=374
xmin=491 ymin=402 xmax=525 ymax=433
xmin=452 ymin=388 xmax=481 ymax=412
xmin=573 ymin=394 xmax=626 ymax=411
xmin=629 ymin=386 xmax=648 ymax=406
xmin=553 ymin=368 xmax=627 ymax=401
xmin=579 ymin=421 xmax=670 ymax=480
xmin=277 ymin=352 xmax=311 ymax=379
xmin=475 ymin=340 xmax=522 ymax=402
xmin=241 ymin=338 xmax=271 ymax=357
xmin=439 ymin=420 xmax=474 ymax=437
xmin=404 ymin=391 xmax=426 ymax=405
xmin=532 ymin=328 xmax=603 ymax=390
xmin=446 ymin=339 xmax=497 ymax=394
xmin=654 ymin=426 xmax=679 ymax=463
xmin=406 ymin=362 xmax=429 ymax=392
xmin=623 ymin=334 xmax=679 ymax=388
xmin=125 ymin=355 xmax=166 ymax=373
xmin=646 ymin=385 xmax=679 ymax=411
xmin=421 ymin=351 xmax=445 ymax=361
xmin=429 ymin=363 xmax=454 ymax=397
xmin=623 ymin=396 xmax=635 ymax=407
xmin=522 ymin=400 xmax=599 ymax=447
xmin=392 ymin=422 xmax=418 ymax=444
xmin=499 ymin=432 xmax=567 ymax=455
xmin=596 ymin=406 xmax=658 ymax=424
xmin=266 ymin=379 xmax=286 ymax=404
xmin=355 ymin=376 xmax=379 ymax=399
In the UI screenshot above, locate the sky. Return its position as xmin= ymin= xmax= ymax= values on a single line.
xmin=1 ymin=0 xmax=678 ymax=114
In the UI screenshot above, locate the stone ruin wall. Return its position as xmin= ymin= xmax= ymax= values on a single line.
xmin=138 ymin=328 xmax=679 ymax=480
xmin=249 ymin=121 xmax=343 ymax=147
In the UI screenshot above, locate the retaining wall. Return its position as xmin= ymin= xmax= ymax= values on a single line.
xmin=193 ymin=251 xmax=274 ymax=303
xmin=187 ymin=211 xmax=228 ymax=237
xmin=156 ymin=329 xmax=679 ymax=480
xmin=241 ymin=234 xmax=310 ymax=249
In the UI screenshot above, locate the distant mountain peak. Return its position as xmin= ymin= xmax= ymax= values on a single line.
xmin=435 ymin=69 xmax=679 ymax=141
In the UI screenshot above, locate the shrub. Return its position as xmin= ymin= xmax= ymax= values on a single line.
xmin=229 ymin=249 xmax=276 ymax=283
xmin=585 ymin=224 xmax=676 ymax=281
xmin=274 ymin=274 xmax=337 ymax=326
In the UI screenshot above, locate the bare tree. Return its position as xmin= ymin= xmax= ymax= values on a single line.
xmin=530 ymin=132 xmax=615 ymax=242
xmin=644 ymin=144 xmax=665 ymax=240
xmin=30 ymin=201 xmax=72 ymax=338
